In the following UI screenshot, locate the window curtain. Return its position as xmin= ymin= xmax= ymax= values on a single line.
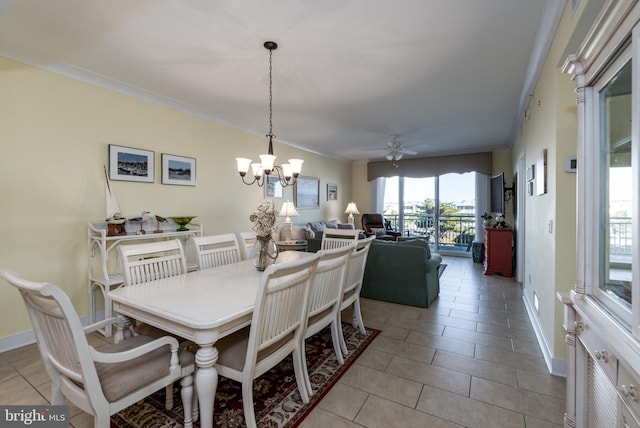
xmin=370 ymin=177 xmax=386 ymax=214
xmin=367 ymin=152 xmax=492 ymax=181
xmin=475 ymin=173 xmax=490 ymax=242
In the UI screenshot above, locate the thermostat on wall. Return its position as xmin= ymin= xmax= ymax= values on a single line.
xmin=564 ymin=156 xmax=577 ymax=172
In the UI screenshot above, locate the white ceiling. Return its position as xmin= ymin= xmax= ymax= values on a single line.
xmin=0 ymin=0 xmax=563 ymax=162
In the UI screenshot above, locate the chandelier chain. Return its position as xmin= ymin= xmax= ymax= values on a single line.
xmin=268 ymin=47 xmax=274 ymax=139
xmin=236 ymin=41 xmax=302 ymax=188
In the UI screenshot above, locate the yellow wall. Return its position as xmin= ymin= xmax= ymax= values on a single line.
xmin=512 ymin=0 xmax=581 ymax=362
xmin=0 ymin=57 xmax=352 ymax=339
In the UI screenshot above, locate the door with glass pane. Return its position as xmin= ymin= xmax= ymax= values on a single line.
xmin=383 ymin=173 xmax=476 ymax=254
xmin=438 ymin=172 xmax=476 ymax=253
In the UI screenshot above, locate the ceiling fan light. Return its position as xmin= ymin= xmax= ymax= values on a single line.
xmin=386 ymin=153 xmax=393 ymax=161
xmin=396 ymin=153 xmax=403 ymax=161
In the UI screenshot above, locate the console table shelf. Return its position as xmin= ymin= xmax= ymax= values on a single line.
xmin=88 ymin=222 xmax=203 ymax=336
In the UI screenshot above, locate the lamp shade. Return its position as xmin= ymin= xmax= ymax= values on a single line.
xmin=279 ymin=200 xmax=299 ymax=221
xmin=344 ymin=202 xmax=360 ymax=215
xmin=344 ymin=202 xmax=359 ymax=224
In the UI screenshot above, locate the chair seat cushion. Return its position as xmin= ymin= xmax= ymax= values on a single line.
xmin=216 ymin=327 xmax=296 ymax=373
xmin=95 ymin=335 xmax=194 ymax=402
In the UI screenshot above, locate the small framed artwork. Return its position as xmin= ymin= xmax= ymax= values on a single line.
xmin=327 ymin=183 xmax=338 ymax=201
xmin=264 ymin=176 xmax=283 ymax=198
xmin=294 ymin=176 xmax=320 ymax=209
xmin=109 ymin=144 xmax=154 ymax=183
xmin=161 ymin=154 xmax=196 ymax=186
xmin=536 ymin=149 xmax=547 ymax=196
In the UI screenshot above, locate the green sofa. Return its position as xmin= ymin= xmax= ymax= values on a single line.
xmin=361 ymin=238 xmax=442 ymax=308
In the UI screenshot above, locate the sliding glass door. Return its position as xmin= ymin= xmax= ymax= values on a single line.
xmin=383 ymin=172 xmax=476 ymax=254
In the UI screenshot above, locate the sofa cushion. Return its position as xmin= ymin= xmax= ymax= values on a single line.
xmin=307 ymin=222 xmax=326 ymax=233
xmin=370 ymin=227 xmax=386 ymax=237
xmin=395 ymin=238 xmax=432 ymax=259
xmin=324 ymin=219 xmax=339 ymax=229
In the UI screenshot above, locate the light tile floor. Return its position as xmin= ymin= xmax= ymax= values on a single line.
xmin=0 ymin=255 xmax=566 ymax=427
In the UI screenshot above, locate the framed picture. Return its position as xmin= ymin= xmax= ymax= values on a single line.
xmin=161 ymin=153 xmax=196 ymax=186
xmin=327 ymin=183 xmax=338 ymax=201
xmin=264 ymin=176 xmax=283 ymax=198
xmin=109 ymin=144 xmax=154 ymax=183
xmin=294 ymin=176 xmax=320 ymax=209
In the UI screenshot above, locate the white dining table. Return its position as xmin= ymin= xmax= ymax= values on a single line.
xmin=109 ymin=250 xmax=314 ymax=428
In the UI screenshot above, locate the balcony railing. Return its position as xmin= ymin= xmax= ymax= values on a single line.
xmin=382 ymin=215 xmax=631 ymax=256
xmin=383 ymin=213 xmax=476 ymax=251
xmin=610 ymin=216 xmax=631 ymax=258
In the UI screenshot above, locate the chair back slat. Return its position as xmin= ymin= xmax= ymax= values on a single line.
xmin=238 ymin=231 xmax=258 ymax=260
xmin=245 ymin=255 xmax=319 ymax=366
xmin=321 ymin=229 xmax=359 ymax=251
xmin=25 ymin=292 xmax=85 ymax=383
xmin=193 ymin=234 xmax=241 ymax=270
xmin=342 ymin=236 xmax=374 ymax=308
xmin=307 ymin=246 xmax=352 ymax=320
xmin=118 ymin=239 xmax=187 ymax=286
xmin=1 ymin=270 xmax=101 ymax=403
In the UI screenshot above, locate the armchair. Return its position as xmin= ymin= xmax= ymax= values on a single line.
xmin=361 ymin=213 xmax=401 ymax=241
xmin=0 ymin=269 xmax=195 ymax=428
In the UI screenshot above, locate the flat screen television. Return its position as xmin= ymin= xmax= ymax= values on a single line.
xmin=490 ymin=172 xmax=505 ymax=215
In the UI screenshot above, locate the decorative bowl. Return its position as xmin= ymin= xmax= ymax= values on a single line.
xmin=169 ymin=216 xmax=197 ymax=231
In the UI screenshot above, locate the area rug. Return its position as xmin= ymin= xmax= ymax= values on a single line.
xmin=111 ymin=323 xmax=380 ymax=428
xmin=438 ymin=264 xmax=447 ymax=277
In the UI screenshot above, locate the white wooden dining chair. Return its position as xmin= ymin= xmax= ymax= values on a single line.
xmin=238 ymin=231 xmax=258 ymax=260
xmin=118 ymin=239 xmax=187 ymax=286
xmin=337 ymin=235 xmax=375 ymax=356
xmin=320 ymin=228 xmax=360 ymax=250
xmin=300 ymin=245 xmax=353 ymax=397
xmin=117 ymin=238 xmax=189 ymax=407
xmin=192 ymin=233 xmax=241 ymax=270
xmin=214 ymin=253 xmax=320 ymax=428
xmin=0 ymin=269 xmax=195 ymax=428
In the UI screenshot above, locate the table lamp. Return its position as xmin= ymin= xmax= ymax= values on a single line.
xmin=344 ymin=201 xmax=360 ymax=224
xmin=278 ymin=200 xmax=299 ymax=243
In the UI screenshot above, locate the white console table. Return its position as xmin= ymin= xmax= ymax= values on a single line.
xmin=88 ymin=221 xmax=203 ymax=336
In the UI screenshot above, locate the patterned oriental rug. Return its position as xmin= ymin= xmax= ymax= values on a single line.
xmin=111 ymin=323 xmax=380 ymax=428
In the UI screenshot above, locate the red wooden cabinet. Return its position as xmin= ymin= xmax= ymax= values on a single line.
xmin=484 ymin=227 xmax=513 ymax=277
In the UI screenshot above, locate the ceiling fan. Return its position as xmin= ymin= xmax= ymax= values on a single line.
xmin=384 ymin=135 xmax=417 ymax=162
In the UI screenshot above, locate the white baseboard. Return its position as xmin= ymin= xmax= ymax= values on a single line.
xmin=0 ymin=313 xmax=99 ymax=353
xmin=522 ymin=294 xmax=566 ymax=377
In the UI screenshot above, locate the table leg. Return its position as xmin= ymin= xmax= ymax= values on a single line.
xmin=195 ymin=344 xmax=219 ymax=428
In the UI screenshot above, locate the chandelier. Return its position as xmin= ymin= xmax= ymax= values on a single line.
xmin=236 ymin=41 xmax=303 ymax=187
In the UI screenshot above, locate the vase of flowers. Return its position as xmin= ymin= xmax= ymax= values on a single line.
xmin=250 ymin=200 xmax=279 ymax=271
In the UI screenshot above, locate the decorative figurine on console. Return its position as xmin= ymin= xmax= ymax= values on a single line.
xmin=104 ymin=165 xmax=126 ymax=237
xmin=154 ymin=215 xmax=167 ymax=233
